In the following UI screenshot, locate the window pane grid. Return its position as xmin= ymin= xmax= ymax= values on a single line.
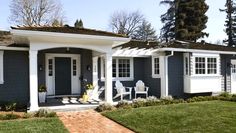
xmin=118 ymin=59 xmax=130 ymax=78
xmin=73 ymin=59 xmax=77 ymax=76
xmin=185 ymin=57 xmax=188 ymax=75
xmin=195 ymin=57 xmax=205 ymax=74
xmin=154 ymin=58 xmax=159 ymax=75
xmin=48 ymin=59 xmax=53 ymax=76
xmin=207 ymin=58 xmax=217 ymax=74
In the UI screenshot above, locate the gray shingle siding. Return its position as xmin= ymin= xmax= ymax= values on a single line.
xmin=220 ymin=54 xmax=236 ymax=92
xmin=168 ymin=52 xmax=184 ymax=98
xmin=0 ymin=51 xmax=29 ymax=105
xmin=98 ymin=57 xmax=161 ymax=98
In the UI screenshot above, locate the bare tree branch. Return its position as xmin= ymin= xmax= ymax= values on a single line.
xmin=109 ymin=10 xmax=144 ymax=36
xmin=9 ymin=0 xmax=65 ymax=26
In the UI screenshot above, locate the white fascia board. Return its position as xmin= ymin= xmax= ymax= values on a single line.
xmin=156 ymin=48 xmax=236 ymax=55
xmin=0 ymin=46 xmax=29 ymax=51
xmin=11 ymin=29 xmax=131 ymax=44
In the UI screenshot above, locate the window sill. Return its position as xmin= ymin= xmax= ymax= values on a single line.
xmin=100 ymin=77 xmax=134 ymax=82
xmin=152 ymin=75 xmax=161 ymax=79
xmin=190 ymin=74 xmax=222 ymax=77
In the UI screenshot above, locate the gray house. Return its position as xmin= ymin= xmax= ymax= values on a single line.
xmin=0 ymin=27 xmax=236 ymax=111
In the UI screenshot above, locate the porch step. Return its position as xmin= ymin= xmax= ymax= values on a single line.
xmin=40 ymin=104 xmax=99 ymax=112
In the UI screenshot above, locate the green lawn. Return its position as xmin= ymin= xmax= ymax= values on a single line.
xmin=103 ymin=101 xmax=236 ymax=133
xmin=0 ymin=118 xmax=68 ymax=133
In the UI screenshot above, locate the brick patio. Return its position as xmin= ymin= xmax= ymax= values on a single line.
xmin=57 ymin=110 xmax=134 ymax=133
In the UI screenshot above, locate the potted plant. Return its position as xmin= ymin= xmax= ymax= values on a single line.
xmin=38 ymin=85 xmax=47 ymax=103
xmin=85 ymin=83 xmax=94 ymax=100
xmin=82 ymin=92 xmax=89 ymax=102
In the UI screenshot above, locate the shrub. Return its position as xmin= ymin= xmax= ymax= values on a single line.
xmin=132 ymin=98 xmax=147 ymax=108
xmin=22 ymin=113 xmax=33 ymax=119
xmin=34 ymin=109 xmax=57 ymax=117
xmin=96 ymin=103 xmax=116 ymax=112
xmin=116 ymin=100 xmax=132 ymax=109
xmin=219 ymin=92 xmax=232 ymax=98
xmin=5 ymin=102 xmax=17 ymax=111
xmin=0 ymin=113 xmax=20 ymax=120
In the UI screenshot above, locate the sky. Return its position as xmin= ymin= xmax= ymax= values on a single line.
xmin=0 ymin=0 xmax=226 ymax=43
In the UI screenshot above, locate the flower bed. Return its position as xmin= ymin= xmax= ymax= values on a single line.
xmin=96 ymin=92 xmax=236 ymax=112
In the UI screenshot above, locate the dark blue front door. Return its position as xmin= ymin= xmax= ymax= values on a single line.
xmin=55 ymin=57 xmax=71 ymax=95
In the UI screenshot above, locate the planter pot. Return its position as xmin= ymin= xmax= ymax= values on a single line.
xmin=86 ymin=90 xmax=93 ymax=100
xmin=39 ymin=92 xmax=46 ymax=103
xmin=83 ymin=94 xmax=89 ymax=102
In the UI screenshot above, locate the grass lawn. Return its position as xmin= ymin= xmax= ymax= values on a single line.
xmin=103 ymin=101 xmax=236 ymax=133
xmin=0 ymin=118 xmax=68 ymax=133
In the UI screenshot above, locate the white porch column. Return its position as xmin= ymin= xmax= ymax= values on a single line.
xmin=105 ymin=53 xmax=113 ymax=103
xmin=92 ymin=57 xmax=99 ymax=100
xmin=160 ymin=56 xmax=168 ymax=97
xmin=29 ymin=50 xmax=39 ymax=111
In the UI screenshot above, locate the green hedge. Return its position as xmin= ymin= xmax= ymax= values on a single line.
xmin=96 ymin=93 xmax=236 ymax=112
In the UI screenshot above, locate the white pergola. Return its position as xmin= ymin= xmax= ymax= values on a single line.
xmin=12 ymin=29 xmax=130 ymax=111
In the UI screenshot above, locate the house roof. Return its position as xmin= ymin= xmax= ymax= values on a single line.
xmin=115 ymin=40 xmax=236 ymax=53
xmin=113 ymin=40 xmax=160 ymax=49
xmin=0 ymin=31 xmax=13 ymax=46
xmin=161 ymin=40 xmax=236 ymax=52
xmin=11 ymin=26 xmax=128 ymax=38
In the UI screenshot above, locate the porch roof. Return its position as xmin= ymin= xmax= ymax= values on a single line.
xmin=114 ymin=40 xmax=236 ymax=56
xmin=11 ymin=26 xmax=127 ymax=38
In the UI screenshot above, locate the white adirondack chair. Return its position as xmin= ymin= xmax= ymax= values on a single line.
xmin=113 ymin=81 xmax=132 ymax=100
xmin=134 ymin=80 xmax=149 ymax=99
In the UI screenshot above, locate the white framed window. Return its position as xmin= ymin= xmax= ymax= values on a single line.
xmin=0 ymin=51 xmax=3 ymax=84
xmin=101 ymin=57 xmax=134 ymax=81
xmin=184 ymin=53 xmax=190 ymax=75
xmin=192 ymin=54 xmax=219 ymax=76
xmin=152 ymin=56 xmax=160 ymax=78
xmin=195 ymin=57 xmax=206 ymax=74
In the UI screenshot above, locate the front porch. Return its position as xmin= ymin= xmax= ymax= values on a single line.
xmin=11 ymin=29 xmax=130 ymax=111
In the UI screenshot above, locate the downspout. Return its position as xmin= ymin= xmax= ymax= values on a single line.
xmin=161 ymin=51 xmax=174 ymax=97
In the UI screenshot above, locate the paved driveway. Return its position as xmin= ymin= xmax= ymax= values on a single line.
xmin=57 ymin=110 xmax=134 ymax=133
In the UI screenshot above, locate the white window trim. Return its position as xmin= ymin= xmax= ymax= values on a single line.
xmin=184 ymin=53 xmax=190 ymax=76
xmin=101 ymin=57 xmax=134 ymax=81
xmin=0 ymin=51 xmax=3 ymax=84
xmin=152 ymin=55 xmax=160 ymax=78
xmin=192 ymin=53 xmax=220 ymax=76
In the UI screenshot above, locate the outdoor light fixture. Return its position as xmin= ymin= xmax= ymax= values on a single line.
xmin=66 ymin=47 xmax=70 ymax=52
xmin=87 ymin=65 xmax=91 ymax=71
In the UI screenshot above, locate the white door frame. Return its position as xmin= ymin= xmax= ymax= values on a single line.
xmin=231 ymin=60 xmax=236 ymax=94
xmin=45 ymin=53 xmax=81 ymax=96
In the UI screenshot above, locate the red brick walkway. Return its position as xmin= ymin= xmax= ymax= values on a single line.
xmin=57 ymin=110 xmax=134 ymax=133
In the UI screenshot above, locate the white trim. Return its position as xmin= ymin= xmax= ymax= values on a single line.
xmin=191 ymin=54 xmax=220 ymax=76
xmin=105 ymin=53 xmax=113 ymax=103
xmin=11 ymin=29 xmax=131 ymax=48
xmin=152 ymin=55 xmax=160 ymax=78
xmin=29 ymin=50 xmax=39 ymax=111
xmin=45 ymin=53 xmax=81 ymax=96
xmin=113 ymin=57 xmax=134 ymax=81
xmin=100 ymin=57 xmax=134 ymax=81
xmin=0 ymin=46 xmax=29 ymax=51
xmin=183 ymin=53 xmax=190 ymax=76
xmin=0 ymin=51 xmax=4 ymax=84
xmin=157 ymin=48 xmax=236 ymax=55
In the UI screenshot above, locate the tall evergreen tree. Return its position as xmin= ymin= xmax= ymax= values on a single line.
xmin=160 ymin=0 xmax=209 ymax=42
xmin=175 ymin=0 xmax=209 ymax=42
xmin=74 ymin=19 xmax=84 ymax=28
xmin=220 ymin=0 xmax=236 ymax=47
xmin=160 ymin=0 xmax=176 ymax=42
xmin=132 ymin=20 xmax=157 ymax=41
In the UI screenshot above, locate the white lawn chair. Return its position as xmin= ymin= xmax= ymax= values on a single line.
xmin=113 ymin=81 xmax=132 ymax=100
xmin=134 ymin=80 xmax=149 ymax=99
